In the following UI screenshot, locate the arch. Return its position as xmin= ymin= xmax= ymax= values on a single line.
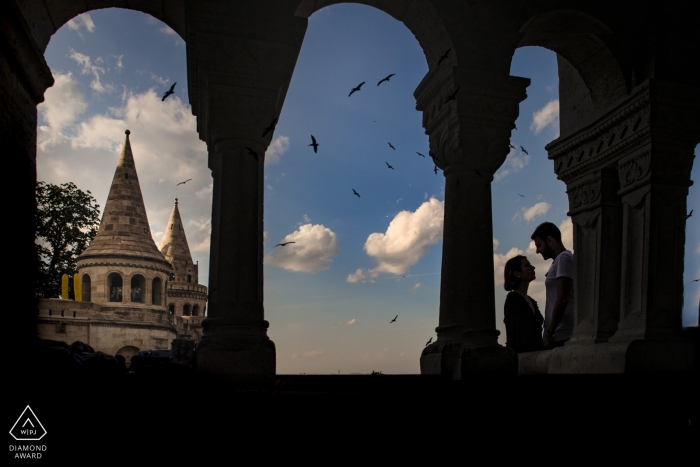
xmin=82 ymin=274 xmax=91 ymax=302
xmin=183 ymin=304 xmax=192 ymax=316
xmin=18 ymin=1 xmax=187 ymax=54
xmin=187 ymin=274 xmax=192 ymax=283
xmin=130 ymin=274 xmax=146 ymax=303
xmin=152 ymin=277 xmax=162 ymax=306
xmin=107 ymin=272 xmax=123 ymax=302
xmin=192 ymin=305 xmax=200 ymax=316
xmin=516 ymin=10 xmax=627 ymax=116
xmin=168 ymin=304 xmax=175 ymax=315
xmin=116 ymin=345 xmax=140 ymax=367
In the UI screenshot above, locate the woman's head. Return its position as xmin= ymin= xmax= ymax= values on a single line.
xmin=503 ymin=255 xmax=536 ymax=291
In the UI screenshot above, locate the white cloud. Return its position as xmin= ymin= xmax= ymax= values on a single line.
xmin=493 ymin=247 xmax=525 ymax=288
xmin=364 ymin=197 xmax=444 ymax=276
xmin=493 ymin=237 xmax=500 ymax=251
xmin=264 ymin=223 xmax=339 ymax=272
xmin=345 ymin=319 xmax=356 ymax=326
xmin=160 ymin=25 xmax=177 ymax=35
xmin=347 ymin=268 xmax=367 ymax=283
xmin=69 ymin=49 xmax=113 ymax=93
xmin=531 ymin=99 xmax=560 ymax=135
xmin=113 ymin=54 xmax=123 ymax=71
xmin=37 ymin=72 xmax=87 ymax=150
xmin=302 ymin=214 xmax=311 ymax=224
xmin=66 ymin=13 xmax=95 ymax=34
xmin=265 ymin=135 xmax=290 ymax=165
xmin=412 ymin=283 xmax=421 ymax=291
xmin=513 ymin=201 xmax=551 ymax=222
xmin=495 ymin=148 xmax=530 ymax=182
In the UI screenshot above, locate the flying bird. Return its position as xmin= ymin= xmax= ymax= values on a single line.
xmin=444 ymin=86 xmax=460 ymax=104
xmin=509 ymin=143 xmax=516 ymax=149
xmin=518 ymin=194 xmax=526 ymax=197
xmin=437 ymin=48 xmax=451 ymax=66
xmin=388 ymin=142 xmax=395 ymax=150
xmin=377 ymin=74 xmax=395 ymax=86
xmin=687 ymin=210 xmax=693 ymax=220
xmin=309 ymin=135 xmax=319 ymax=153
xmin=433 ymin=165 xmax=438 ymax=175
xmin=520 ymin=146 xmax=529 ymax=155
xmin=245 ymin=147 xmax=259 ymax=161
xmin=425 ymin=337 xmax=433 ymax=346
xmin=352 ymin=189 xmax=361 ymax=198
xmin=262 ymin=118 xmax=278 ymax=138
xmin=693 ymin=279 xmax=700 ymax=282
xmin=416 ymin=152 xmax=426 ymax=158
xmin=390 ymin=315 xmax=397 ymax=323
xmin=349 ymin=82 xmax=365 ymax=97
xmin=176 ymin=178 xmax=192 ymax=186
xmin=274 ymin=242 xmax=296 ymax=248
xmin=386 ymin=162 xmax=394 ymax=170
xmin=162 ymin=82 xmax=176 ymax=101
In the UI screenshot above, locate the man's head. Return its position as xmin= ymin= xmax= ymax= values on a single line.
xmin=531 ymin=222 xmax=564 ymax=260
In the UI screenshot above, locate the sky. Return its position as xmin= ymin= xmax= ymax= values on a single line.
xmin=37 ymin=5 xmax=699 ymax=374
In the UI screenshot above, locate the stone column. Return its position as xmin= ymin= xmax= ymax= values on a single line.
xmin=185 ymin=2 xmax=307 ymax=378
xmin=547 ymin=79 xmax=699 ymax=373
xmin=416 ymin=67 xmax=529 ymax=378
xmin=1 ymin=1 xmax=54 ymax=363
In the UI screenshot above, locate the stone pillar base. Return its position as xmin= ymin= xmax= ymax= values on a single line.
xmin=547 ymin=338 xmax=694 ymax=374
xmin=194 ymin=319 xmax=275 ymax=380
xmin=420 ymin=341 xmax=517 ymax=378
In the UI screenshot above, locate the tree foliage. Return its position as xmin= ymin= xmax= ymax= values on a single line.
xmin=35 ymin=181 xmax=101 ymax=298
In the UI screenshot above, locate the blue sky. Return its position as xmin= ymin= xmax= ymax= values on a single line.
xmin=37 ymin=5 xmax=699 ymax=374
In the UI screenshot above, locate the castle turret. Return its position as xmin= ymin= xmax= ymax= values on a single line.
xmin=76 ymin=130 xmax=171 ymax=306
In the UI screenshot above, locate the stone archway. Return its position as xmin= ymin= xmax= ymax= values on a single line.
xmin=116 ymin=345 xmax=140 ymax=367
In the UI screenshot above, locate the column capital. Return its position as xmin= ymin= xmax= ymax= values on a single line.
xmin=414 ymin=67 xmax=529 ymax=175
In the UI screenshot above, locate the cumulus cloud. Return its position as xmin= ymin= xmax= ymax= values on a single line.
xmin=160 ymin=25 xmax=177 ymax=35
xmin=66 ymin=13 xmax=95 ymax=34
xmin=493 ymin=237 xmax=500 ymax=251
xmin=363 ymin=197 xmax=444 ymax=276
xmin=347 ymin=268 xmax=367 ymax=283
xmin=345 ymin=319 xmax=356 ymax=325
xmin=495 ymin=147 xmax=530 ymax=182
xmin=265 ymin=135 xmax=290 ymax=165
xmin=531 ymin=99 xmax=560 ymax=135
xmin=69 ymin=49 xmax=113 ymax=93
xmin=264 ymin=223 xmax=339 ymax=272
xmin=493 ymin=247 xmax=525 ymax=288
xmin=512 ymin=201 xmax=551 ymax=222
xmin=37 ymin=72 xmax=87 ymax=150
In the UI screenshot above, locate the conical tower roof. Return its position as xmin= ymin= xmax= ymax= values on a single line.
xmin=159 ymin=198 xmax=196 ymax=281
xmin=78 ymin=130 xmax=170 ymax=267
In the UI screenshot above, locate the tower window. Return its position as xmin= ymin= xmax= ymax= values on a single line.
xmin=125 ymin=173 xmax=128 ymax=179
xmin=187 ymin=275 xmax=192 ymax=283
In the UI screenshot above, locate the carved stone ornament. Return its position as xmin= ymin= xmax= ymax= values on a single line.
xmin=617 ymin=151 xmax=651 ymax=191
xmin=567 ymin=178 xmax=602 ymax=213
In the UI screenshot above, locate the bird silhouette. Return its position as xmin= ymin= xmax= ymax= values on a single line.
xmin=274 ymin=242 xmax=296 ymax=248
xmin=509 ymin=143 xmax=516 ymax=149
xmin=349 ymin=82 xmax=365 ymax=97
xmin=245 ymin=147 xmax=259 ymax=161
xmin=520 ymin=146 xmax=529 ymax=155
xmin=444 ymin=86 xmax=460 ymax=104
xmin=437 ymin=48 xmax=451 ymax=66
xmin=416 ymin=152 xmax=426 ymax=158
xmin=176 ymin=178 xmax=192 ymax=186
xmin=687 ymin=210 xmax=693 ymax=220
xmin=425 ymin=337 xmax=433 ymax=346
xmin=262 ymin=118 xmax=278 ymax=137
xmin=309 ymin=135 xmax=319 ymax=153
xmin=388 ymin=142 xmax=395 ymax=150
xmin=693 ymin=278 xmax=700 ymax=282
xmin=386 ymin=162 xmax=394 ymax=170
xmin=352 ymin=189 xmax=361 ymax=198
xmin=377 ymin=74 xmax=395 ymax=86
xmin=162 ymin=82 xmax=176 ymax=101
xmin=433 ymin=165 xmax=438 ymax=175
xmin=518 ymin=194 xmax=526 ymax=197
xmin=390 ymin=315 xmax=397 ymax=323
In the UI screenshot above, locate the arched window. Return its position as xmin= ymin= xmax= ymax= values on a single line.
xmin=130 ymin=275 xmax=146 ymax=303
xmin=107 ymin=273 xmax=123 ymax=302
xmin=192 ymin=305 xmax=200 ymax=316
xmin=170 ymin=273 xmax=175 ymax=281
xmin=187 ymin=274 xmax=192 ymax=283
xmin=168 ymin=304 xmax=175 ymax=314
xmin=152 ymin=277 xmax=162 ymax=305
xmin=183 ymin=304 xmax=191 ymax=316
xmin=82 ymin=274 xmax=91 ymax=302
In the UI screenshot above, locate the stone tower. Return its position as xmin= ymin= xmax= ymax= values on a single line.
xmin=160 ymin=198 xmax=208 ymax=321
xmin=76 ymin=130 xmax=171 ymax=307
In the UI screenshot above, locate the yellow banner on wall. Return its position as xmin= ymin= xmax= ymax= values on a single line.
xmin=61 ymin=274 xmax=69 ymax=300
xmin=74 ymin=273 xmax=82 ymax=302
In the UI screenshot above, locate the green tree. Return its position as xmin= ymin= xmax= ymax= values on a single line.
xmin=35 ymin=181 xmax=101 ymax=298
